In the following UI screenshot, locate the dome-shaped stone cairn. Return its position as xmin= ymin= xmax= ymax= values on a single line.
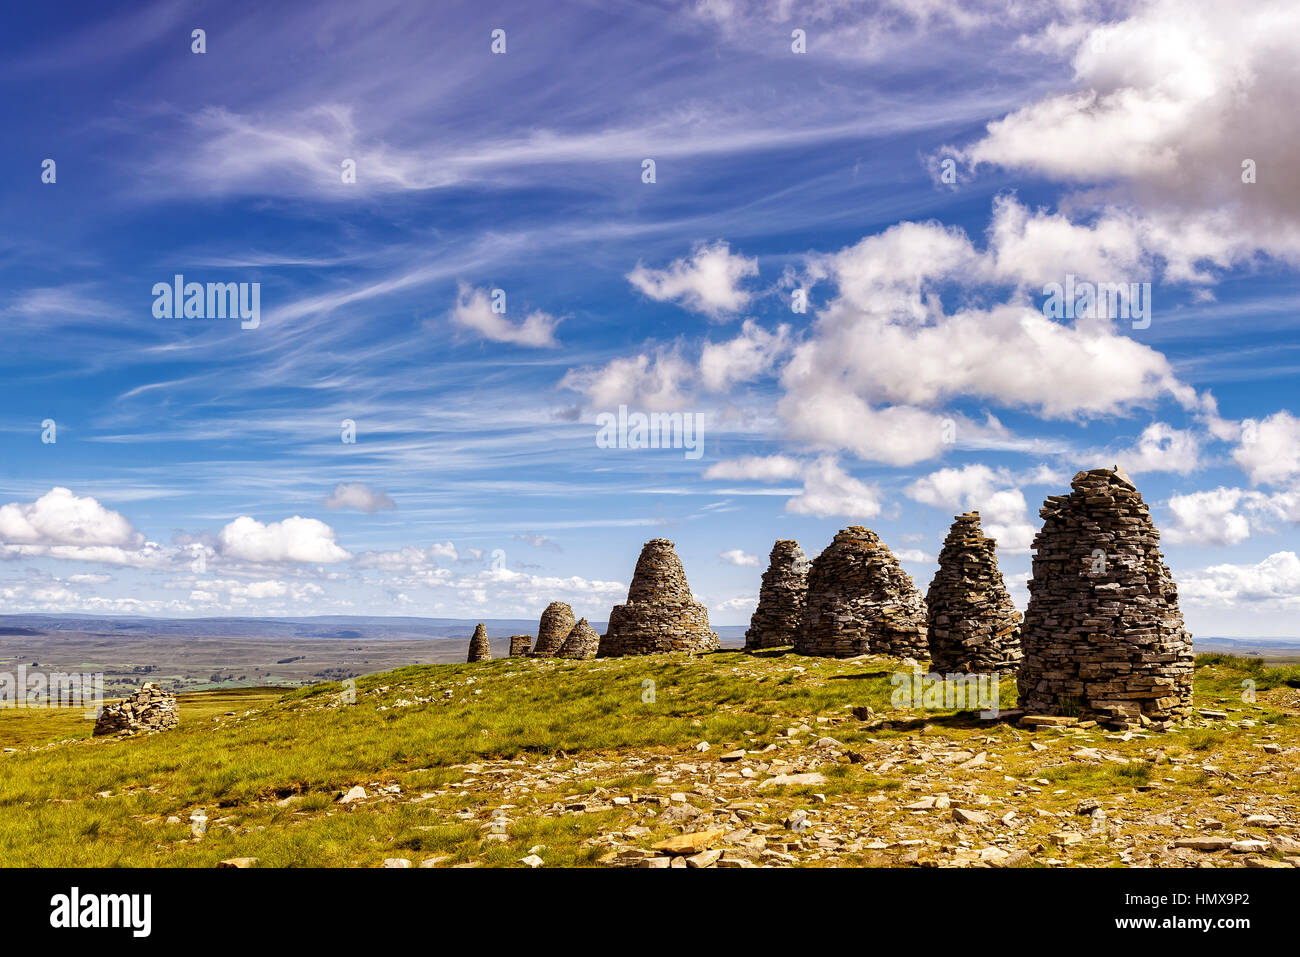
xmin=598 ymin=539 xmax=720 ymax=656
xmin=532 ymin=601 xmax=576 ymax=658
xmin=925 ymin=512 xmax=1022 ymax=673
xmin=466 ymin=622 xmax=492 ymax=662
xmin=795 ymin=526 xmax=928 ymax=659
xmin=556 ymin=618 xmax=601 ymax=659
xmin=744 ymin=540 xmax=809 ymax=651
xmin=508 ymin=634 xmax=533 ymax=657
xmin=1018 ymin=466 xmax=1194 ymax=728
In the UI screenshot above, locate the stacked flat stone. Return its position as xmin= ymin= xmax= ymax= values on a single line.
xmin=795 ymin=526 xmax=928 ymax=659
xmin=599 ymin=539 xmax=720 ymax=656
xmin=92 ymin=682 xmax=179 ymax=737
xmin=466 ymin=622 xmax=492 ymax=662
xmin=557 ymin=619 xmax=600 ymax=659
xmin=925 ymin=512 xmax=1022 ymax=673
xmin=1018 ymin=466 xmax=1193 ymax=728
xmin=508 ymin=634 xmax=533 ymax=657
xmin=744 ymin=540 xmax=809 ymax=651
xmin=532 ymin=602 xmax=576 ymax=657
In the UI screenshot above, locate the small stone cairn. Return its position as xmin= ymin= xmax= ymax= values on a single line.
xmin=744 ymin=540 xmax=808 ymax=651
xmin=925 ymin=512 xmax=1022 ymax=673
xmin=795 ymin=526 xmax=928 ymax=659
xmin=532 ymin=601 xmax=576 ymax=657
xmin=92 ymin=682 xmax=179 ymax=737
xmin=466 ymin=622 xmax=492 ymax=662
xmin=508 ymin=634 xmax=533 ymax=657
xmin=557 ymin=619 xmax=600 ymax=659
xmin=599 ymin=539 xmax=719 ymax=656
xmin=1018 ymin=466 xmax=1194 ymax=728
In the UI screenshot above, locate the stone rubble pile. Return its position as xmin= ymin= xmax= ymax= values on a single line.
xmin=557 ymin=618 xmax=601 ymax=659
xmin=92 ymin=682 xmax=179 ymax=737
xmin=532 ymin=601 xmax=576 ymax=658
xmin=795 ymin=526 xmax=928 ymax=659
xmin=466 ymin=622 xmax=492 ymax=663
xmin=1018 ymin=466 xmax=1194 ymax=728
xmin=599 ymin=539 xmax=719 ymax=656
xmin=744 ymin=540 xmax=809 ymax=652
xmin=925 ymin=512 xmax=1022 ymax=674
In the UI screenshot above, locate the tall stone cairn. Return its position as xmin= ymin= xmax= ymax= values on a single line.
xmin=557 ymin=618 xmax=600 ymax=659
xmin=532 ymin=601 xmax=576 ymax=657
xmin=744 ymin=540 xmax=809 ymax=651
xmin=92 ymin=682 xmax=179 ymax=737
xmin=1018 ymin=466 xmax=1193 ymax=727
xmin=508 ymin=634 xmax=533 ymax=657
xmin=925 ymin=512 xmax=1022 ymax=673
xmin=795 ymin=526 xmax=928 ymax=659
xmin=466 ymin=622 xmax=492 ymax=663
xmin=599 ymin=539 xmax=720 ymax=656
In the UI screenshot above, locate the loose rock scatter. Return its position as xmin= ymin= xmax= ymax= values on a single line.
xmin=532 ymin=601 xmax=576 ymax=658
xmin=925 ymin=512 xmax=1022 ymax=674
xmin=1018 ymin=467 xmax=1194 ymax=728
xmin=796 ymin=526 xmax=928 ymax=659
xmin=744 ymin=540 xmax=809 ymax=652
xmin=599 ymin=539 xmax=719 ymax=656
xmin=92 ymin=682 xmax=179 ymax=737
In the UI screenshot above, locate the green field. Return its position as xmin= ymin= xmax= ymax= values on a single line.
xmin=0 ymin=652 xmax=1296 ymax=868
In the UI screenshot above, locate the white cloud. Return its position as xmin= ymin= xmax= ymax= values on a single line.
xmin=703 ymin=455 xmax=804 ymax=481
xmin=1118 ymin=422 xmax=1201 ymax=474
xmin=627 ymin=241 xmax=758 ymax=317
xmin=0 ymin=487 xmax=142 ymax=548
xmin=560 ymin=348 xmax=695 ymax=411
xmin=1164 ymin=487 xmax=1255 ymax=546
xmin=1181 ymin=551 xmax=1300 ymax=609
xmin=1234 ymin=410 xmax=1300 ymax=486
xmin=699 ymin=319 xmax=789 ymax=391
xmin=449 ymin=283 xmax=562 ymax=348
xmin=785 ymin=457 xmax=883 ymax=519
xmin=719 ymin=548 xmax=760 ymax=567
xmin=322 ymin=482 xmax=396 ymax=512
xmin=217 ymin=515 xmax=351 ymax=564
xmin=905 ymin=464 xmax=1037 ymax=552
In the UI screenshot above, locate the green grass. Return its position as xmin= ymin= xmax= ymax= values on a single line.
xmin=0 ymin=651 xmax=1294 ymax=867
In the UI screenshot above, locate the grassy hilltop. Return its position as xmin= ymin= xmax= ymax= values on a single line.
xmin=0 ymin=652 xmax=1297 ymax=868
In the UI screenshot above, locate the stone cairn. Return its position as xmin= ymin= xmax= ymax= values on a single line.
xmin=795 ymin=526 xmax=928 ymax=659
xmin=1018 ymin=466 xmax=1194 ymax=728
xmin=466 ymin=622 xmax=492 ymax=662
xmin=508 ymin=634 xmax=533 ymax=657
xmin=92 ymin=682 xmax=179 ymax=737
xmin=532 ymin=601 xmax=576 ymax=657
xmin=743 ymin=540 xmax=809 ymax=651
xmin=557 ymin=619 xmax=600 ymax=659
xmin=925 ymin=512 xmax=1022 ymax=673
xmin=599 ymin=539 xmax=719 ymax=656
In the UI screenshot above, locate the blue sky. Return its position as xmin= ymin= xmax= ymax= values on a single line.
xmin=1 ymin=0 xmax=1298 ymax=635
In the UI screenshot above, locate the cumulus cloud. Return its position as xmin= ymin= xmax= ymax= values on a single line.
xmin=699 ymin=320 xmax=789 ymax=391
xmin=1118 ymin=422 xmax=1201 ymax=474
xmin=719 ymin=548 xmax=760 ymax=567
xmin=785 ymin=457 xmax=883 ymax=519
xmin=217 ymin=515 xmax=351 ymax=564
xmin=1164 ymin=487 xmax=1256 ymax=546
xmin=0 ymin=487 xmax=143 ymax=548
xmin=627 ymin=241 xmax=758 ymax=317
xmin=560 ymin=348 xmax=695 ymax=411
xmin=449 ymin=283 xmax=562 ymax=348
xmin=1234 ymin=410 xmax=1300 ymax=486
xmin=906 ymin=464 xmax=1038 ymax=552
xmin=322 ymin=482 xmax=396 ymax=512
xmin=1181 ymin=551 xmax=1300 ymax=609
